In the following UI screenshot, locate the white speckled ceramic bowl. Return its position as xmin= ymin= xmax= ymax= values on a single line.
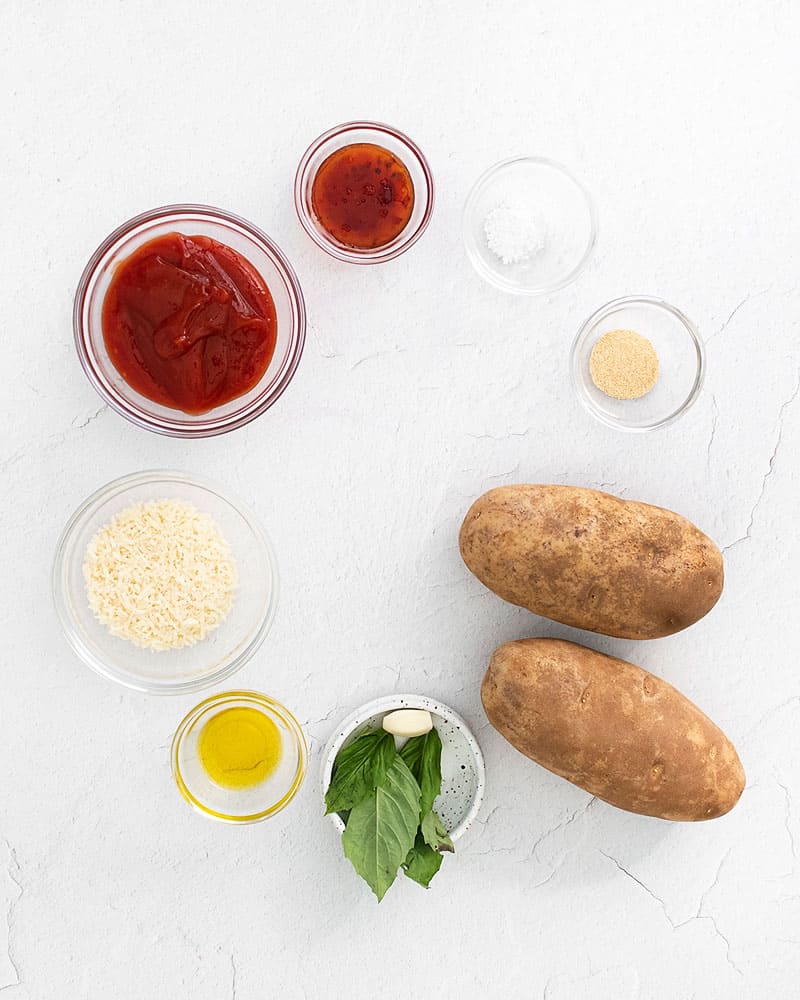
xmin=321 ymin=694 xmax=485 ymax=842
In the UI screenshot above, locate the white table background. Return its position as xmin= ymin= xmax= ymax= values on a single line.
xmin=2 ymin=2 xmax=799 ymax=997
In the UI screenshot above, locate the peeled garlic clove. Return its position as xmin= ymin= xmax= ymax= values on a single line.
xmin=382 ymin=708 xmax=434 ymax=739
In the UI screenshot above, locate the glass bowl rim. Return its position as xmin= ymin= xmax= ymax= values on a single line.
xmin=51 ymin=469 xmax=279 ymax=695
xmin=320 ymin=693 xmax=486 ymax=842
xmin=570 ymin=294 xmax=706 ymax=432
xmin=293 ymin=120 xmax=435 ymax=265
xmin=462 ymin=154 xmax=598 ymax=295
xmin=171 ymin=689 xmax=308 ymax=823
xmin=73 ymin=203 xmax=307 ymax=438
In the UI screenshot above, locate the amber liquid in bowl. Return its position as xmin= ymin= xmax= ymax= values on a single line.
xmin=311 ymin=142 xmax=415 ymax=250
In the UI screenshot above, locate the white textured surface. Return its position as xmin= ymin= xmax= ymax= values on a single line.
xmin=2 ymin=2 xmax=799 ymax=997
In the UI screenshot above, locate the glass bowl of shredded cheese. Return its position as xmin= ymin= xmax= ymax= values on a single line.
xmin=462 ymin=156 xmax=597 ymax=294
xmin=570 ymin=296 xmax=705 ymax=431
xmin=52 ymin=470 xmax=278 ymax=694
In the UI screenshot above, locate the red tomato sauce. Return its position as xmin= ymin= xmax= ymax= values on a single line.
xmin=102 ymin=233 xmax=277 ymax=414
xmin=311 ymin=143 xmax=414 ymax=249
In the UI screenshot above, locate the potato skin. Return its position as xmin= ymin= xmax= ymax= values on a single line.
xmin=459 ymin=485 xmax=723 ymax=640
xmin=481 ymin=638 xmax=745 ymax=821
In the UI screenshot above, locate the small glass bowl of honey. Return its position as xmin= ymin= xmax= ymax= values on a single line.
xmin=171 ymin=690 xmax=307 ymax=823
xmin=294 ymin=121 xmax=434 ymax=264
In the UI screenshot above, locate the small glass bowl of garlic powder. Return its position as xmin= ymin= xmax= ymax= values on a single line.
xmin=463 ymin=156 xmax=597 ymax=294
xmin=571 ymin=296 xmax=705 ymax=431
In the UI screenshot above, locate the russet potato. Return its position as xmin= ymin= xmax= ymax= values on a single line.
xmin=481 ymin=638 xmax=745 ymax=821
xmin=459 ymin=485 xmax=723 ymax=640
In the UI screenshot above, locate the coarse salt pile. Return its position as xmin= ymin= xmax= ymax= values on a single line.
xmin=483 ymin=203 xmax=547 ymax=265
xmin=83 ymin=499 xmax=237 ymax=651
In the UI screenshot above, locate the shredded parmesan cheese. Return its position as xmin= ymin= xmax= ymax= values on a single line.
xmin=83 ymin=499 xmax=237 ymax=651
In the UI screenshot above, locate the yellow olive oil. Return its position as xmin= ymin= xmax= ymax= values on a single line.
xmin=198 ymin=707 xmax=282 ymax=789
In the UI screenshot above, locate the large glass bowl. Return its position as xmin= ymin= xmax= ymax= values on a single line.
xmin=73 ymin=205 xmax=306 ymax=437
xmin=52 ymin=470 xmax=278 ymax=694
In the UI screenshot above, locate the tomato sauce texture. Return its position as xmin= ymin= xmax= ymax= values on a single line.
xmin=102 ymin=233 xmax=277 ymax=414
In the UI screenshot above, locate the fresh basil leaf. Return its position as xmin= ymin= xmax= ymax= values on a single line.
xmin=341 ymin=756 xmax=421 ymax=901
xmin=325 ymin=729 xmax=396 ymax=815
xmin=400 ymin=727 xmax=442 ymax=817
xmin=398 ymin=733 xmax=425 ymax=776
xmin=403 ymin=833 xmax=443 ymax=888
xmin=420 ymin=809 xmax=454 ymax=853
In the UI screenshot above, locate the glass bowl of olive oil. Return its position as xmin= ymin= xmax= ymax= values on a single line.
xmin=171 ymin=690 xmax=307 ymax=823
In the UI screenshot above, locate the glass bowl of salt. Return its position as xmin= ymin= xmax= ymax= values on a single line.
xmin=462 ymin=156 xmax=597 ymax=295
